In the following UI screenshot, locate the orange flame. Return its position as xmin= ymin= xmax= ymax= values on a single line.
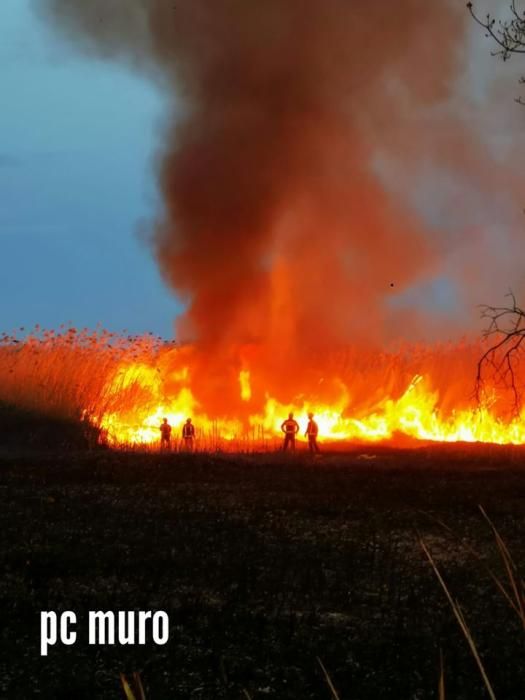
xmin=94 ymin=353 xmax=525 ymax=449
xmin=1 ymin=329 xmax=524 ymax=450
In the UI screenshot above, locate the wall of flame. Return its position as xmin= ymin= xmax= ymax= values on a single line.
xmin=1 ymin=329 xmax=524 ymax=450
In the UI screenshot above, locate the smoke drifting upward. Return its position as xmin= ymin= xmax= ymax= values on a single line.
xmin=39 ymin=0 xmax=507 ymax=351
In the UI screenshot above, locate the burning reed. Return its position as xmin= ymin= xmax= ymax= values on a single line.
xmin=16 ymin=3 xmax=525 ymax=449
xmin=1 ymin=328 xmax=525 ymax=450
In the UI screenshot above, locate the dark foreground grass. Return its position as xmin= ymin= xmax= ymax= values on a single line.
xmin=1 ymin=445 xmax=525 ymax=699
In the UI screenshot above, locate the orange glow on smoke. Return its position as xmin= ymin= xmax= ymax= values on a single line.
xmin=1 ymin=328 xmax=524 ymax=451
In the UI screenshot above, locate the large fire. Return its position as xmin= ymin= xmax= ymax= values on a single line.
xmin=1 ymin=327 xmax=524 ymax=450
xmin=30 ymin=2 xmax=525 ymax=456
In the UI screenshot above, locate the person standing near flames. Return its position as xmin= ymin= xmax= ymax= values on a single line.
xmin=281 ymin=412 xmax=300 ymax=451
xmin=160 ymin=417 xmax=172 ymax=451
xmin=305 ymin=412 xmax=320 ymax=453
xmin=182 ymin=417 xmax=195 ymax=451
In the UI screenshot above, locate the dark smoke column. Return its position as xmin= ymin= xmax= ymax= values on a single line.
xmin=37 ymin=0 xmax=466 ymax=350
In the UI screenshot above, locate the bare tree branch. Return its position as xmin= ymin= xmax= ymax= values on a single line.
xmin=468 ymin=1 xmax=525 ymax=102
xmin=476 ymin=291 xmax=525 ymax=414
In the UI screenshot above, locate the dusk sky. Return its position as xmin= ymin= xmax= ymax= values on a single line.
xmin=0 ymin=0 xmax=179 ymax=337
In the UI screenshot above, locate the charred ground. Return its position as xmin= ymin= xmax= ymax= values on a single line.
xmin=1 ymin=426 xmax=525 ymax=699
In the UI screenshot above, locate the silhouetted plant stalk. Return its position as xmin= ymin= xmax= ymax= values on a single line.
xmin=421 ymin=506 xmax=525 ymax=699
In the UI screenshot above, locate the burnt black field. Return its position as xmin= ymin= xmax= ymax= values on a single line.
xmin=1 ymin=413 xmax=525 ymax=699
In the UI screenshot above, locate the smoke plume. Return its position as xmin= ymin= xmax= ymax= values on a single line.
xmin=37 ymin=0 xmax=522 ymax=355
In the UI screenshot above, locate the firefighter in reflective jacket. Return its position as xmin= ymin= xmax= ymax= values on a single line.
xmin=281 ymin=412 xmax=299 ymax=451
xmin=160 ymin=417 xmax=172 ymax=451
xmin=305 ymin=412 xmax=320 ymax=453
xmin=182 ymin=418 xmax=195 ymax=451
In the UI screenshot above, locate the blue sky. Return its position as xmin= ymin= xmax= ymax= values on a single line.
xmin=0 ymin=0 xmax=179 ymax=337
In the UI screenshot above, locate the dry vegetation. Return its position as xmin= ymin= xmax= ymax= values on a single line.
xmin=0 ymin=328 xmax=165 ymax=444
xmin=1 ymin=327 xmax=518 ymax=451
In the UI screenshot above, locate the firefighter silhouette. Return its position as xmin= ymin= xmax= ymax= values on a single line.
xmin=281 ymin=412 xmax=300 ymax=451
xmin=182 ymin=417 xmax=195 ymax=451
xmin=160 ymin=417 xmax=172 ymax=451
xmin=305 ymin=412 xmax=320 ymax=453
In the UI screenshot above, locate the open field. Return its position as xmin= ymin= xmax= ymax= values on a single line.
xmin=1 ymin=428 xmax=525 ymax=698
